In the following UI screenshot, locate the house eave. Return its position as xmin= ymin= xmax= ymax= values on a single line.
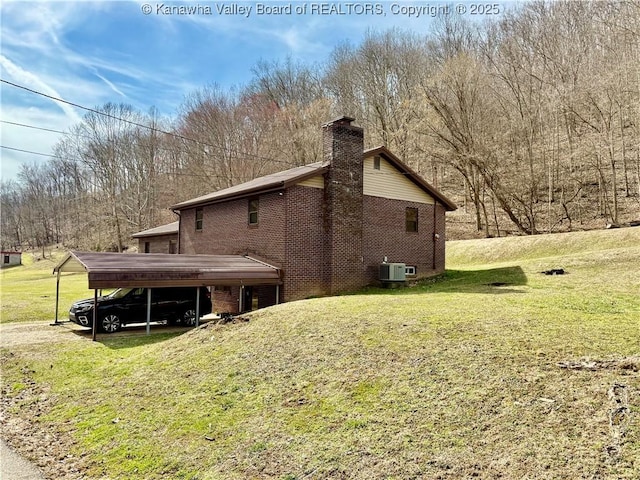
xmin=171 ymin=164 xmax=329 ymax=211
xmin=171 ymin=183 xmax=286 ymax=210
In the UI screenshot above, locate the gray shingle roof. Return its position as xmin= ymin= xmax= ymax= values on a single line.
xmin=131 ymin=221 xmax=179 ymax=238
xmin=171 ymin=161 xmax=328 ymax=210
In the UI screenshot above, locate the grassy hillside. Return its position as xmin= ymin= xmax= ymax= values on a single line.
xmin=1 ymin=228 xmax=639 ymax=479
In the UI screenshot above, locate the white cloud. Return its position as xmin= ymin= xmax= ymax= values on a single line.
xmin=0 ymin=105 xmax=75 ymax=179
xmin=94 ymin=71 xmax=128 ymax=98
xmin=0 ymin=55 xmax=84 ymax=124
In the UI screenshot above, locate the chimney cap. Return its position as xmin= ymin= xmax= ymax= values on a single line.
xmin=322 ymin=116 xmax=356 ymax=128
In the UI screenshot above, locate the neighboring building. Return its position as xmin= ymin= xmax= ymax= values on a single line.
xmin=131 ymin=221 xmax=179 ymax=254
xmin=171 ymin=117 xmax=456 ymax=314
xmin=1 ymin=251 xmax=22 ymax=268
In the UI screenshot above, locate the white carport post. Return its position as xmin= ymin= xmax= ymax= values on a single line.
xmin=195 ymin=287 xmax=200 ymax=328
xmin=146 ymin=288 xmax=152 ymax=335
xmin=51 ymin=270 xmax=61 ymax=325
xmin=92 ymin=290 xmax=98 ymax=342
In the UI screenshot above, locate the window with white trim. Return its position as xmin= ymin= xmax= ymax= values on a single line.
xmin=248 ymin=198 xmax=259 ymax=225
xmin=195 ymin=208 xmax=203 ymax=231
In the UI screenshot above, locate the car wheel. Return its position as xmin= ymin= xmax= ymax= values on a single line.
xmin=181 ymin=309 xmax=197 ymax=327
xmin=101 ymin=314 xmax=122 ymax=333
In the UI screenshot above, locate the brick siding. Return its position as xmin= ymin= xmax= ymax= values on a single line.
xmin=362 ymin=197 xmax=446 ymax=283
xmin=283 ymin=185 xmax=327 ymax=301
xmin=179 ymin=192 xmax=286 ymax=266
xmin=212 ymin=287 xmax=239 ymax=315
xmin=137 ymin=235 xmax=177 ymax=254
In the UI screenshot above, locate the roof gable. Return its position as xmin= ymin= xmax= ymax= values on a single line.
xmin=364 ymin=146 xmax=457 ymax=211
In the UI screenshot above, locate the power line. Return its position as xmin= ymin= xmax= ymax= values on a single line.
xmin=0 ymin=78 xmax=299 ymax=168
xmin=1 ymin=120 xmax=68 ymax=136
xmin=1 ymin=145 xmax=57 ymax=158
xmin=0 ymin=143 xmax=312 ymax=182
xmin=1 ymin=82 xmax=428 ymax=185
xmin=1 ymin=120 xmax=286 ymax=166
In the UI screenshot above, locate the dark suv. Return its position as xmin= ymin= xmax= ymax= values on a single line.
xmin=69 ymin=287 xmax=212 ymax=333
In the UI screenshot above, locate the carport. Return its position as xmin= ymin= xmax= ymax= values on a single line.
xmin=53 ymin=251 xmax=282 ymax=341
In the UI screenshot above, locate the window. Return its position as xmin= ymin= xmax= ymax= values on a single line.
xmin=3 ymin=255 xmax=9 ymax=264
xmin=168 ymin=240 xmax=177 ymax=254
xmin=248 ymin=198 xmax=259 ymax=225
xmin=144 ymin=242 xmax=150 ymax=253
xmin=405 ymin=266 xmax=417 ymax=276
xmin=195 ymin=208 xmax=203 ymax=231
xmin=406 ymin=207 xmax=418 ymax=232
xmin=373 ymin=155 xmax=381 ymax=170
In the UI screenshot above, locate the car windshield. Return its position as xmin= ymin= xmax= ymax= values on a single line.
xmin=105 ymin=288 xmax=133 ymax=299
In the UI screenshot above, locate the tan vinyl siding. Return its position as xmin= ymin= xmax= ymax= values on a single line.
xmin=296 ymin=175 xmax=325 ymax=189
xmin=363 ymin=156 xmax=434 ymax=204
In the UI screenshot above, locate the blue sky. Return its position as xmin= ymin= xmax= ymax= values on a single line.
xmin=0 ymin=0 xmax=513 ymax=180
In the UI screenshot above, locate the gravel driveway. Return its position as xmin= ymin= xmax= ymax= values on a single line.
xmin=1 ymin=438 xmax=47 ymax=480
xmin=0 ymin=321 xmax=87 ymax=348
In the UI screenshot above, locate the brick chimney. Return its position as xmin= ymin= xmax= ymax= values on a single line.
xmin=322 ymin=116 xmax=365 ymax=294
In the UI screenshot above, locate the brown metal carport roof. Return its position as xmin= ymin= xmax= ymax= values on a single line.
xmin=54 ymin=251 xmax=282 ymax=289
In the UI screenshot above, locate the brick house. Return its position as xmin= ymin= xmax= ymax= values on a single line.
xmin=170 ymin=117 xmax=456 ymax=314
xmin=132 ymin=221 xmax=179 ymax=254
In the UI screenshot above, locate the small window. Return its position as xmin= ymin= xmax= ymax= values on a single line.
xmin=3 ymin=255 xmax=9 ymax=264
xmin=195 ymin=208 xmax=203 ymax=231
xmin=406 ymin=207 xmax=418 ymax=232
xmin=373 ymin=155 xmax=381 ymax=170
xmin=405 ymin=266 xmax=417 ymax=276
xmin=168 ymin=240 xmax=177 ymax=254
xmin=144 ymin=242 xmax=150 ymax=253
xmin=248 ymin=198 xmax=259 ymax=225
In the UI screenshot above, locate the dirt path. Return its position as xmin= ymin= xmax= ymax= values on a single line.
xmin=1 ymin=438 xmax=47 ymax=480
xmin=0 ymin=319 xmax=209 ymax=348
xmin=0 ymin=322 xmax=88 ymax=479
xmin=0 ymin=321 xmax=87 ymax=348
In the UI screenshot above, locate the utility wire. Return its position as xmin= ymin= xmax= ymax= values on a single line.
xmin=0 ymin=78 xmax=299 ymax=168
xmin=1 ymin=145 xmax=55 ymax=157
xmin=1 ymin=82 xmax=429 ymax=181
xmin=0 ymin=143 xmax=316 ymax=182
xmin=1 ymin=120 xmax=68 ymax=136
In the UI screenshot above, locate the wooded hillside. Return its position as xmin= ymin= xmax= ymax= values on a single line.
xmin=2 ymin=0 xmax=638 ymax=251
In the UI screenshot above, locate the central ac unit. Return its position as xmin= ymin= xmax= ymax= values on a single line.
xmin=379 ymin=262 xmax=406 ymax=282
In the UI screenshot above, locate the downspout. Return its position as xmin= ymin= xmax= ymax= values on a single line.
xmin=195 ymin=287 xmax=200 ymax=328
xmin=146 ymin=288 xmax=152 ymax=335
xmin=432 ymin=202 xmax=438 ymax=271
xmin=172 ymin=209 xmax=182 ymax=254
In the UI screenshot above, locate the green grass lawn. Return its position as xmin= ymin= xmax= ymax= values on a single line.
xmin=1 ymin=228 xmax=639 ymax=479
xmin=0 ymin=251 xmax=95 ymax=323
